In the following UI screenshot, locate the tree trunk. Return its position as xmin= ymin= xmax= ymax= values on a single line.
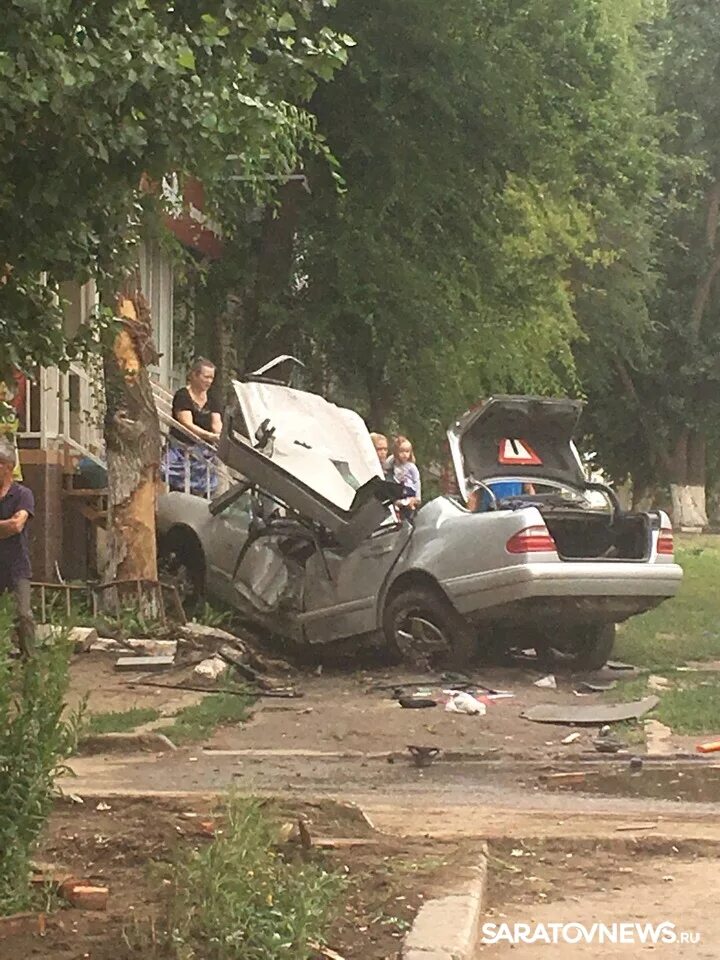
xmin=668 ymin=428 xmax=708 ymax=530
xmin=103 ymin=291 xmax=162 ymax=583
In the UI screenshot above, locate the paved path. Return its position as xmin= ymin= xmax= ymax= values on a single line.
xmin=478 ymin=859 xmax=719 ymax=958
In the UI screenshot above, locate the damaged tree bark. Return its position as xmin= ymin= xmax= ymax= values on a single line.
xmin=103 ymin=289 xmax=162 ymax=583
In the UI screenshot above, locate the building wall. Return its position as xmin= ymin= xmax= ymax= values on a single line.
xmin=18 ymin=447 xmax=65 ymax=582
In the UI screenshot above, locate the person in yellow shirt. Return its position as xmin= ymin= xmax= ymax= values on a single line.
xmin=0 ymin=380 xmax=22 ymax=481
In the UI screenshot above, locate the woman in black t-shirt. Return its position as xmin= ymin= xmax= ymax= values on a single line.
xmin=163 ymin=358 xmax=222 ymax=496
xmin=171 ymin=358 xmax=223 ymax=443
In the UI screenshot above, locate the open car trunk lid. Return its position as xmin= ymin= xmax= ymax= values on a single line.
xmin=447 ymin=395 xmax=586 ymax=500
xmin=217 ymin=377 xmax=401 ymax=550
xmin=448 ymin=395 xmax=654 ymax=562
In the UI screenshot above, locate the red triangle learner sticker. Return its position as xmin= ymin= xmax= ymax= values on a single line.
xmin=498 ymin=438 xmax=543 ymax=466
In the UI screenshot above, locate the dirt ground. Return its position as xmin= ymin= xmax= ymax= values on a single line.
xmin=479 ymin=839 xmax=720 ymax=957
xmin=68 ymin=651 xmax=658 ymax=761
xmin=67 ymin=654 xmax=204 ymax=720
xmin=0 ymin=796 xmax=480 ymax=960
xmin=35 ymin=650 xmax=720 ymax=960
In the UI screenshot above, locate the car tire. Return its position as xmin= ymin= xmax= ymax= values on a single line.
xmin=383 ymin=586 xmax=475 ymax=668
xmin=565 ymin=623 xmax=616 ymax=671
xmin=158 ymin=531 xmax=205 ymax=612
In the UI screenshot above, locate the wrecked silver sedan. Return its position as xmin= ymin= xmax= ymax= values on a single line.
xmin=156 ymin=368 xmax=682 ymax=669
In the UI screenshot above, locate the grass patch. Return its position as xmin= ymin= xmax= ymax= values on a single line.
xmin=156 ymin=692 xmax=254 ymax=745
xmin=610 ymin=671 xmax=720 ymax=736
xmin=128 ymin=796 xmax=344 ymax=959
xmin=85 ymin=707 xmax=161 ymax=735
xmin=653 ymin=674 xmax=720 ymax=735
xmin=616 ymin=536 xmax=720 ymax=670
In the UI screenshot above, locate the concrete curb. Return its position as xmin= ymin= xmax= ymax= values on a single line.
xmin=402 ymin=844 xmax=487 ymax=960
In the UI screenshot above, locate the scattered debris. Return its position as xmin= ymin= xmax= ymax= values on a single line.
xmin=593 ymin=725 xmax=625 ymax=753
xmin=445 ymin=691 xmax=486 ymax=715
xmin=615 ymin=823 xmax=657 ymax=832
xmin=115 ymin=655 xmax=175 ymax=673
xmin=0 ymin=913 xmax=47 ymax=939
xmin=298 ymin=818 xmax=313 ymax=851
xmin=539 ymin=771 xmax=588 ymax=785
xmin=648 ymin=674 xmax=671 ymax=691
xmin=398 ymin=697 xmax=437 ymax=709
xmin=407 ymin=745 xmax=441 ymax=768
xmin=606 ymin=661 xmax=636 ymax=671
xmin=309 ymin=942 xmax=347 ymax=960
xmin=126 ymin=638 xmax=178 ymax=658
xmin=534 ymin=674 xmax=557 ymax=689
xmin=630 ymin=756 xmax=643 ymax=771
xmin=95 ymin=802 xmax=112 ymax=812
xmin=193 ymin=656 xmax=230 ymax=681
xmin=37 ymin=624 xmax=98 ymax=652
xmin=696 ymin=739 xmax=720 ymax=754
xmin=60 ymin=881 xmax=109 ymax=911
xmin=180 ymin=622 xmax=245 ymax=646
xmin=522 ymin=696 xmax=659 ymax=725
xmin=575 ymin=680 xmax=617 ymax=693
xmin=645 ymin=719 xmax=674 ymax=756
xmin=561 ymin=732 xmax=582 ymax=745
xmin=89 ymin=638 xmax=122 ymax=652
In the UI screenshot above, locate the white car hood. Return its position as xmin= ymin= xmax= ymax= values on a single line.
xmin=231 ymin=379 xmax=382 ymax=512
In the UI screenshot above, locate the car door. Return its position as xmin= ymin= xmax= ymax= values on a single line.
xmin=299 ymin=522 xmax=412 ymax=643
xmin=204 ymin=489 xmax=254 ymax=590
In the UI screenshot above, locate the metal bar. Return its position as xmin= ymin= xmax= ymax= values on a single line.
xmin=40 ymin=585 xmax=46 ymax=623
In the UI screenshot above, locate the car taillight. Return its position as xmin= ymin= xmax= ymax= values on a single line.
xmin=506 ymin=525 xmax=557 ymax=554
xmin=657 ymin=527 xmax=674 ymax=555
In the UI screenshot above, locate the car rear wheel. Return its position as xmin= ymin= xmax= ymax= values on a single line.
xmin=383 ymin=586 xmax=475 ymax=668
xmin=536 ymin=623 xmax=616 ymax=672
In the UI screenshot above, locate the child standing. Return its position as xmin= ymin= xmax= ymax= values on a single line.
xmin=392 ymin=436 xmax=421 ymax=517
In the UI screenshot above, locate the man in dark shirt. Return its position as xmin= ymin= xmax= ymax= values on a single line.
xmin=0 ymin=438 xmax=35 ymax=655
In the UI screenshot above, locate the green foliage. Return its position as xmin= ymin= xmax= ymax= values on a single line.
xmin=157 ymin=692 xmax=254 ymax=744
xmin=211 ymin=0 xmax=664 ymax=463
xmin=133 ymin=796 xmax=345 ymax=960
xmin=0 ymin=601 xmax=81 ymax=914
xmin=578 ymin=1 xmax=720 ymax=490
xmin=0 ymin=0 xmax=350 ymax=371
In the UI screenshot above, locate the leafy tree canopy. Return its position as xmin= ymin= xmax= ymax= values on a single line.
xmin=240 ymin=0 xmax=663 ymax=458
xmin=0 ymin=0 xmax=350 ymax=372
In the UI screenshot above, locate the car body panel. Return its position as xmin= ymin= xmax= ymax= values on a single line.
xmin=300 ymin=524 xmax=413 ymax=643
xmin=218 ymin=408 xmax=400 ymax=551
xmin=229 ymin=377 xmax=382 ymax=510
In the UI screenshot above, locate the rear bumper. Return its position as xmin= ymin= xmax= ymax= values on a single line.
xmin=443 ymin=560 xmax=683 ymax=624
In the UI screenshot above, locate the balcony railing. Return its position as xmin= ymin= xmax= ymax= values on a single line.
xmin=18 ymin=364 xmax=232 ymax=499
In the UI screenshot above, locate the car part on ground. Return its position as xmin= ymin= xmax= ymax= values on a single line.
xmin=521 ymin=696 xmax=660 ymax=725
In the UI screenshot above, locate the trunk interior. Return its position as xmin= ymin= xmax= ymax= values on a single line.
xmin=542 ymin=510 xmax=650 ymax=561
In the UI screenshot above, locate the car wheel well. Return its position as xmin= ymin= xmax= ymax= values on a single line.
xmin=384 ymin=570 xmax=448 ymax=608
xmin=158 ymin=525 xmax=206 ymax=580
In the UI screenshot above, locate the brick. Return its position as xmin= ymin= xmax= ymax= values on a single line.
xmin=0 ymin=913 xmax=46 ymax=939
xmin=62 ymin=882 xmax=109 ymax=911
